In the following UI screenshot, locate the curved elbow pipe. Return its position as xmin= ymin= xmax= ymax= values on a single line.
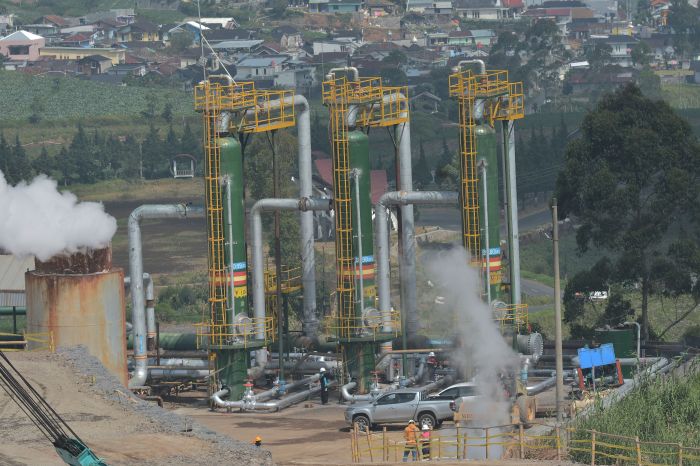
xmin=251 ymin=198 xmax=332 ymax=339
xmin=375 ymin=191 xmax=458 ymax=333
xmin=453 ymin=59 xmax=486 ymax=74
xmin=527 ymin=376 xmax=556 ymax=396
xmin=341 ymin=381 xmax=374 ymax=403
xmin=406 ymin=359 xmax=426 ymax=386
xmin=127 ymin=204 xmax=205 ymax=388
xmin=325 ymin=66 xmax=359 ymax=82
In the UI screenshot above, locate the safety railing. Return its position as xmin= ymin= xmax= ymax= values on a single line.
xmin=194 ymin=317 xmax=274 ymax=348
xmin=350 ymin=422 xmax=700 ymax=465
xmin=492 ymin=303 xmax=528 ymax=331
xmin=194 ymin=80 xmax=257 ymax=112
xmin=324 ymin=310 xmax=401 ymax=341
xmin=0 ymin=331 xmax=55 ymax=352
xmin=473 ymin=70 xmax=510 ymax=98
xmin=239 ymin=89 xmax=296 ymax=133
xmin=264 ymin=265 xmax=302 ymax=294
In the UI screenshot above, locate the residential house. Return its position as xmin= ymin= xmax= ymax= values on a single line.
xmin=366 ymin=0 xmax=399 ymax=16
xmin=235 ymin=55 xmax=289 ymax=80
xmin=589 ymin=34 xmax=638 ymax=67
xmin=453 ymin=0 xmax=517 ymax=20
xmin=410 ymin=91 xmax=442 ymax=113
xmin=427 ymin=32 xmax=449 ymax=46
xmin=35 ymin=15 xmax=70 ymax=28
xmin=0 ymin=31 xmax=45 ymax=62
xmin=309 ymin=0 xmax=363 ymax=13
xmin=116 ymin=20 xmax=159 ymax=42
xmin=167 ymin=21 xmax=209 ymax=44
xmin=90 ymin=18 xmax=123 ymax=43
xmin=0 ymin=14 xmax=16 ymax=34
xmin=312 ymin=38 xmax=361 ymax=55
xmin=427 ymin=0 xmax=454 ymax=15
xmin=21 ymin=24 xmax=60 ymax=38
xmin=109 ymin=62 xmax=147 ymax=76
xmin=406 ymin=0 xmax=435 ymax=12
xmin=271 ymin=25 xmax=303 ymax=52
xmin=39 ymin=46 xmax=125 ymax=64
xmin=521 ymin=5 xmax=595 ymax=22
xmin=567 ymin=67 xmax=636 ymax=93
xmin=201 ymin=28 xmax=257 ymax=45
xmin=211 ymin=39 xmax=264 ymax=60
xmin=77 ymin=54 xmax=112 ymax=74
xmin=198 ymin=17 xmax=239 ymax=29
xmin=59 ymin=33 xmax=94 ymax=47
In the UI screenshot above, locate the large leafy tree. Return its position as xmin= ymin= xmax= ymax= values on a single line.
xmin=557 ymin=84 xmax=700 ymax=342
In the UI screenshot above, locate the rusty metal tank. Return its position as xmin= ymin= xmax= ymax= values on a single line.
xmin=25 ymin=247 xmax=127 ymax=385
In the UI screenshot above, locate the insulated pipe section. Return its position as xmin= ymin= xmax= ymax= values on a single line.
xmin=124 ymin=274 xmax=156 ymax=350
xmin=211 ymin=374 xmax=325 ymax=410
xmin=453 ymin=59 xmax=486 ymax=74
xmin=325 ymin=66 xmax=359 ymax=82
xmin=251 ymin=198 xmax=332 ymax=339
xmin=527 ymin=376 xmax=556 ymax=396
xmin=375 ymin=191 xmax=459 ymax=333
xmin=127 ymin=204 xmax=205 ymax=388
xmin=244 ymin=96 xmax=317 ymax=337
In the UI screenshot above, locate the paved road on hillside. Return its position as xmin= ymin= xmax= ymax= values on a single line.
xmin=416 ymin=206 xmax=551 ymax=233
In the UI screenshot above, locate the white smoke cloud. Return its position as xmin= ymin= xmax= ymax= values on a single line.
xmin=0 ymin=171 xmax=117 ymax=261
xmin=426 ymin=247 xmax=519 ymax=428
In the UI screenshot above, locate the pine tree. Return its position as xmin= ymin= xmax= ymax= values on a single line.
xmin=9 ymin=135 xmax=32 ymax=182
xmin=0 ymin=133 xmax=9 ymax=180
xmin=142 ymin=124 xmax=165 ymax=179
xmin=32 ymin=147 xmax=53 ymax=177
xmin=414 ymin=138 xmax=432 ymax=189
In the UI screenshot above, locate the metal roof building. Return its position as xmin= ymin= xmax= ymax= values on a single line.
xmin=0 ymin=255 xmax=35 ymax=307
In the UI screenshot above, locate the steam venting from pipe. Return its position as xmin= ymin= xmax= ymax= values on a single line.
xmin=0 ymin=171 xmax=117 ymax=261
xmin=427 ymin=248 xmax=518 ymax=428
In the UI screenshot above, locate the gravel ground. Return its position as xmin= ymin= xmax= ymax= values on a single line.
xmin=1 ymin=347 xmax=273 ymax=466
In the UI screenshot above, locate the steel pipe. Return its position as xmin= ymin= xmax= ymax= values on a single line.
xmin=124 ymin=273 xmax=156 ymax=350
xmin=211 ymin=374 xmax=326 ymax=411
xmin=148 ymin=368 xmax=210 ymax=379
xmin=526 ymin=376 xmax=556 ymax=396
xmin=250 ymin=197 xmax=331 ymax=339
xmin=127 ymin=204 xmax=205 ymax=388
xmin=375 ymin=191 xmax=459 ymax=332
xmin=244 ymin=96 xmax=317 ymax=336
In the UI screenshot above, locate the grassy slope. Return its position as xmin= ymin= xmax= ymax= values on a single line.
xmin=0 ymin=71 xmax=195 ymax=122
xmin=573 ymin=367 xmax=700 ymax=454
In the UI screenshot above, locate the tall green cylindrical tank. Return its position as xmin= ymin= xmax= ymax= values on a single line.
xmin=594 ymin=328 xmax=636 ymax=377
xmin=216 ymin=136 xmax=250 ymax=399
xmin=476 ymin=125 xmax=501 ymax=301
xmin=347 ymin=130 xmax=378 ymax=391
xmin=348 ymin=130 xmax=376 ymax=314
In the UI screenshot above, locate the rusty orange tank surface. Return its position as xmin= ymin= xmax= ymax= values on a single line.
xmin=25 ymin=250 xmax=127 ymax=385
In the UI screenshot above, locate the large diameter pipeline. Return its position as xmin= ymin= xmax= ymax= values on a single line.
xmin=375 ymin=191 xmax=459 ymax=332
xmin=127 ymin=204 xmax=204 ymax=388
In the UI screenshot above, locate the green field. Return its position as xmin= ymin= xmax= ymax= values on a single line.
xmin=0 ymin=71 xmax=195 ymax=122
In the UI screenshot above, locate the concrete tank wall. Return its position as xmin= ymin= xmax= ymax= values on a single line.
xmin=25 ymin=268 xmax=128 ymax=385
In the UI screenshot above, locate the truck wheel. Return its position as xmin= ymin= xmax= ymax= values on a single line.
xmin=353 ymin=415 xmax=371 ymax=432
xmin=418 ymin=413 xmax=437 ymax=430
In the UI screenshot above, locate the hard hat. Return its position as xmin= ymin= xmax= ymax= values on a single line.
xmin=408 ymin=419 xmax=415 ymax=424
xmin=422 ymin=424 xmax=430 ymax=431
xmin=320 ymin=367 xmax=326 ymax=372
xmin=428 ymin=352 xmax=435 ymax=357
xmin=255 ymin=436 xmax=262 ymax=442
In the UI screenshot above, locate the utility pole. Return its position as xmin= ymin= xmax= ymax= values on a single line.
xmin=552 ymin=198 xmax=564 ymax=422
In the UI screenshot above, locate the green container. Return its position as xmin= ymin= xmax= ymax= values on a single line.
xmin=216 ymin=137 xmax=252 ymax=398
xmin=476 ymin=125 xmax=501 ymax=301
xmin=594 ymin=328 xmax=636 ymax=378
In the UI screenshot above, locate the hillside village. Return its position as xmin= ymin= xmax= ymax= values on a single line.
xmin=0 ymin=0 xmax=692 ymax=103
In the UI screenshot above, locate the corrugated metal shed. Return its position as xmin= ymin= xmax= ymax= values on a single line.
xmin=0 ymin=255 xmax=35 ymax=307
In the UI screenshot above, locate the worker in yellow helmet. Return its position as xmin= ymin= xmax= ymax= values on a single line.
xmin=253 ymin=436 xmax=262 ymax=448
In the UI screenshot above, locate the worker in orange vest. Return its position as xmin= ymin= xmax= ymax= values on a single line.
xmin=402 ymin=419 xmax=419 ymax=462
xmin=253 ymin=436 xmax=262 ymax=448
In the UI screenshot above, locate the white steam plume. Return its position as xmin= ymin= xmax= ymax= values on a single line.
xmin=0 ymin=171 xmax=117 ymax=261
xmin=427 ymin=247 xmax=519 ymax=428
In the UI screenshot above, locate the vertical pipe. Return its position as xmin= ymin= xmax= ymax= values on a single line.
xmin=552 ymin=199 xmax=564 ymax=422
xmin=127 ymin=204 xmax=205 ymax=388
xmin=504 ymin=120 xmax=521 ymax=304
xmin=225 ymin=177 xmax=236 ymax=326
xmin=479 ymin=160 xmax=491 ymax=306
xmin=351 ymin=169 xmax=365 ymax=316
xmin=295 ymin=96 xmax=318 ymax=337
xmin=396 ymin=121 xmax=417 ymax=337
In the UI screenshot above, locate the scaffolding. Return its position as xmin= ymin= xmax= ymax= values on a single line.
xmin=322 ymin=76 xmax=406 ymax=341
xmin=194 ymin=80 xmax=296 ymax=347
xmin=448 ymin=69 xmax=524 ymax=265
